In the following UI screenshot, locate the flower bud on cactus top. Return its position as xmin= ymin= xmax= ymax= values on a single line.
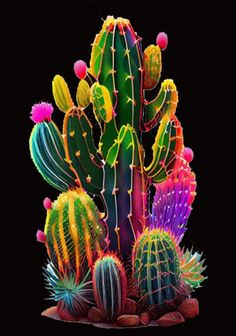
xmin=156 ymin=32 xmax=168 ymax=50
xmin=74 ymin=60 xmax=87 ymax=79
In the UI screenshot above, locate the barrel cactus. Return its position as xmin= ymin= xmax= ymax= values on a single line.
xmin=44 ymin=189 xmax=106 ymax=279
xmin=92 ymin=254 xmax=127 ymax=321
xmin=29 ymin=15 xmax=206 ymax=327
xmin=132 ymin=228 xmax=181 ymax=308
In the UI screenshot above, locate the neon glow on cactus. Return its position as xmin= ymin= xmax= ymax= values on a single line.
xmin=29 ymin=16 xmax=206 ymax=328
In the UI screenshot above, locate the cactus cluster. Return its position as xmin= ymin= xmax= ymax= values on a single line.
xmin=29 ymin=16 xmax=206 ymax=327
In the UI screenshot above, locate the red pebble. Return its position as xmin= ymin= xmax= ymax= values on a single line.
xmin=74 ymin=60 xmax=87 ymax=79
xmin=178 ymin=298 xmax=199 ymax=319
xmin=183 ymin=147 xmax=194 ymax=163
xmin=157 ymin=311 xmax=185 ymax=327
xmin=156 ymin=32 xmax=168 ymax=50
xmin=57 ymin=301 xmax=78 ymax=321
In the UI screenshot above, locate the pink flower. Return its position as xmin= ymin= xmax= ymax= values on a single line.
xmin=30 ymin=102 xmax=53 ymax=124
xmin=36 ymin=230 xmax=46 ymax=243
xmin=183 ymin=147 xmax=194 ymax=163
xmin=156 ymin=32 xmax=168 ymax=50
xmin=74 ymin=60 xmax=87 ymax=79
xmin=43 ymin=197 xmax=52 ymax=210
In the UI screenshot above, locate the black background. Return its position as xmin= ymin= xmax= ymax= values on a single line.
xmin=8 ymin=0 xmax=222 ymax=334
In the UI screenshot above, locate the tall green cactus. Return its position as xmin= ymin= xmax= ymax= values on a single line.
xmin=87 ymin=16 xmax=183 ymax=256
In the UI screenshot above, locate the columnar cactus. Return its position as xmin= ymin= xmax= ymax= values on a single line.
xmin=29 ymin=15 xmax=206 ymax=327
xmin=93 ymin=254 xmax=127 ymax=321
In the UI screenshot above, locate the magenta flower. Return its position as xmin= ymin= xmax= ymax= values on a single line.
xmin=30 ymin=102 xmax=53 ymax=124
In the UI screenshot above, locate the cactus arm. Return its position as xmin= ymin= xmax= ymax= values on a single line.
xmin=144 ymin=115 xmax=183 ymax=183
xmin=63 ymin=108 xmax=103 ymax=195
xmin=52 ymin=75 xmax=74 ymax=113
xmin=30 ymin=121 xmax=77 ymax=191
xmin=143 ymin=79 xmax=178 ymax=131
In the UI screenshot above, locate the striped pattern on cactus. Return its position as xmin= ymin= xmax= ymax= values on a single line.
xmin=44 ymin=190 xmax=106 ymax=282
xmin=132 ymin=228 xmax=181 ymax=307
xmin=93 ymin=254 xmax=127 ymax=321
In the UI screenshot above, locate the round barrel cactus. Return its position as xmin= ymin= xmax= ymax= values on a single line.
xmin=93 ymin=254 xmax=127 ymax=321
xmin=132 ymin=228 xmax=181 ymax=308
xmin=44 ymin=189 xmax=107 ymax=282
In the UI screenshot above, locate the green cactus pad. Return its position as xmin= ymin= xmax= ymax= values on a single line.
xmin=52 ymin=75 xmax=74 ymax=113
xmin=76 ymin=79 xmax=91 ymax=108
xmin=143 ymin=44 xmax=162 ymax=90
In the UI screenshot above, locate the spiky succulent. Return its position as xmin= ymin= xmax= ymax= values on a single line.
xmin=44 ymin=262 xmax=94 ymax=316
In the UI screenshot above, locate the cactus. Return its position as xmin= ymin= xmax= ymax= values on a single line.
xmin=132 ymin=228 xmax=181 ymax=308
xmin=44 ymin=190 xmax=107 ymax=282
xmin=29 ymin=15 xmax=206 ymax=326
xmin=93 ymin=254 xmax=127 ymax=321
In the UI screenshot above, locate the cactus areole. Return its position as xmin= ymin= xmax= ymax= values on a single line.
xmin=29 ymin=16 xmax=206 ymax=328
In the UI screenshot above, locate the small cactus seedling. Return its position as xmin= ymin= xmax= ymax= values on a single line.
xmin=29 ymin=15 xmax=206 ymax=328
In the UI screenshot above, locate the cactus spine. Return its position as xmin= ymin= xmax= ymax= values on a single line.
xmin=93 ymin=254 xmax=127 ymax=321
